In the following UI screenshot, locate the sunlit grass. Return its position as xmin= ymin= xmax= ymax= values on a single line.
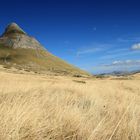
xmin=0 ymin=69 xmax=139 ymax=140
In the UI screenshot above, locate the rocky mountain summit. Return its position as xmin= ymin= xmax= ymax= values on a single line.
xmin=0 ymin=23 xmax=43 ymax=49
xmin=3 ymin=23 xmax=26 ymax=35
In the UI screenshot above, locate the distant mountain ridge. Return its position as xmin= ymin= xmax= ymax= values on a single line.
xmin=98 ymin=70 xmax=140 ymax=76
xmin=0 ymin=23 xmax=89 ymax=76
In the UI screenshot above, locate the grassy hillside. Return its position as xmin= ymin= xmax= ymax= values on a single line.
xmin=0 ymin=45 xmax=89 ymax=76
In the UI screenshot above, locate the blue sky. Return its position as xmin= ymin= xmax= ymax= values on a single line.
xmin=0 ymin=0 xmax=140 ymax=74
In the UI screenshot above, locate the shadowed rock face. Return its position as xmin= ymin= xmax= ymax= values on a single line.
xmin=0 ymin=23 xmax=43 ymax=49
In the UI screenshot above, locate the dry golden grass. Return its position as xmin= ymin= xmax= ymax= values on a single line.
xmin=0 ymin=67 xmax=139 ymax=140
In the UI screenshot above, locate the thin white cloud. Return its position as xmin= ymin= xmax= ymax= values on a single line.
xmin=131 ymin=43 xmax=140 ymax=50
xmin=100 ymin=48 xmax=140 ymax=60
xmin=105 ymin=60 xmax=140 ymax=67
xmin=77 ymin=47 xmax=102 ymax=56
xmin=92 ymin=27 xmax=97 ymax=31
xmin=117 ymin=37 xmax=140 ymax=43
xmin=76 ymin=43 xmax=114 ymax=56
xmin=64 ymin=40 xmax=70 ymax=45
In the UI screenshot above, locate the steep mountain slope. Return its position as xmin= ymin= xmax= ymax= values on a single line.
xmin=0 ymin=23 xmax=89 ymax=76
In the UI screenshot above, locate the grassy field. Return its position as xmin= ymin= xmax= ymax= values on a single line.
xmin=0 ymin=67 xmax=139 ymax=140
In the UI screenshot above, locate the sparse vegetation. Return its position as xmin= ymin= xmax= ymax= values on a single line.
xmin=73 ymin=80 xmax=86 ymax=84
xmin=95 ymin=74 xmax=106 ymax=79
xmin=3 ymin=65 xmax=11 ymax=69
xmin=73 ymin=74 xmax=82 ymax=77
xmin=24 ymin=69 xmax=31 ymax=72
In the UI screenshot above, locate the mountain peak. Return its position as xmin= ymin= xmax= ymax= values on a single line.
xmin=0 ymin=23 xmax=43 ymax=49
xmin=3 ymin=22 xmax=26 ymax=36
